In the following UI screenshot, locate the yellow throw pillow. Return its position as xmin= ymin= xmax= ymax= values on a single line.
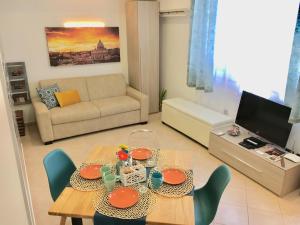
xmin=55 ymin=90 xmax=81 ymax=107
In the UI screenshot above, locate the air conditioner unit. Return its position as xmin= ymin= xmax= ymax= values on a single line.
xmin=159 ymin=0 xmax=191 ymax=17
xmin=159 ymin=0 xmax=191 ymax=12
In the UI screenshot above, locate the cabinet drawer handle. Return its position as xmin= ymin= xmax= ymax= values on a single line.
xmin=222 ymin=150 xmax=263 ymax=173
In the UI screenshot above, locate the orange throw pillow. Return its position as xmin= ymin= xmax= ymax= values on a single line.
xmin=55 ymin=90 xmax=81 ymax=107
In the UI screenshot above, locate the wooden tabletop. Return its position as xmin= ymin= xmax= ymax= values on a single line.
xmin=48 ymin=146 xmax=195 ymax=225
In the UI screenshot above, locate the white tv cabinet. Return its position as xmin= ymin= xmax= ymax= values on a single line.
xmin=209 ymin=126 xmax=300 ymax=196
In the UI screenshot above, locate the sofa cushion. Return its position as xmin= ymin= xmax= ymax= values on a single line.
xmin=39 ymin=77 xmax=90 ymax=102
xmin=50 ymin=102 xmax=100 ymax=125
xmin=92 ymin=96 xmax=140 ymax=117
xmin=86 ymin=74 xmax=126 ymax=100
xmin=55 ymin=90 xmax=81 ymax=107
xmin=36 ymin=84 xmax=60 ymax=109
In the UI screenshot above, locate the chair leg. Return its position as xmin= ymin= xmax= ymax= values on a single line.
xmin=60 ymin=216 xmax=67 ymax=225
xmin=71 ymin=218 xmax=83 ymax=225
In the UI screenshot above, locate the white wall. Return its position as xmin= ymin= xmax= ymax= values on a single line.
xmin=160 ymin=16 xmax=198 ymax=101
xmin=160 ymin=0 xmax=300 ymax=152
xmin=0 ymin=0 xmax=128 ymax=123
xmin=0 ymin=53 xmax=33 ymax=225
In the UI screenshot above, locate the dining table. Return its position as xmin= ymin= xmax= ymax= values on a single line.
xmin=48 ymin=146 xmax=195 ymax=225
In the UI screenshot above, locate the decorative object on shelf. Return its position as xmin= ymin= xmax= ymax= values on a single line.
xmin=120 ymin=164 xmax=147 ymax=186
xmin=148 ymin=169 xmax=194 ymax=198
xmin=6 ymin=62 xmax=31 ymax=106
xmin=15 ymin=110 xmax=25 ymax=136
xmin=45 ymin=27 xmax=120 ymax=67
xmin=227 ymin=124 xmax=240 ymax=136
xmin=93 ymin=184 xmax=156 ymax=220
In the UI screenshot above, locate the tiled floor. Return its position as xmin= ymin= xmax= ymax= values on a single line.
xmin=21 ymin=113 xmax=300 ymax=225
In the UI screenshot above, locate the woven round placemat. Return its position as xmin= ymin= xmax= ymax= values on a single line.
xmin=93 ymin=184 xmax=156 ymax=219
xmin=70 ymin=162 xmax=107 ymax=191
xmin=148 ymin=169 xmax=193 ymax=198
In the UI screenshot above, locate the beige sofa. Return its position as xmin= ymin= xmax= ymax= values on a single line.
xmin=32 ymin=74 xmax=149 ymax=144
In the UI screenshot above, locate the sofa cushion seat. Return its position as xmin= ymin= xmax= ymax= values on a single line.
xmin=50 ymin=102 xmax=100 ymax=125
xmin=92 ymin=96 xmax=140 ymax=117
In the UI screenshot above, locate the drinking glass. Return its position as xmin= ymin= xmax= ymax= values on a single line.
xmin=151 ymin=171 xmax=163 ymax=190
xmin=103 ymin=174 xmax=116 ymax=192
xmin=138 ymin=183 xmax=148 ymax=194
xmin=101 ymin=165 xmax=111 ymax=177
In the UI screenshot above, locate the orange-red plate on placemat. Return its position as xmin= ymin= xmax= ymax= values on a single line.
xmin=79 ymin=164 xmax=102 ymax=180
xmin=162 ymin=168 xmax=187 ymax=185
xmin=131 ymin=148 xmax=153 ymax=160
xmin=108 ymin=187 xmax=139 ymax=208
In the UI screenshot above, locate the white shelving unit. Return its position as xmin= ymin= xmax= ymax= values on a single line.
xmin=6 ymin=62 xmax=31 ymax=106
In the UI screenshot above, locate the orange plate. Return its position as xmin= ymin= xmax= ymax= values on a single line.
xmin=79 ymin=164 xmax=102 ymax=180
xmin=131 ymin=148 xmax=152 ymax=160
xmin=162 ymin=168 xmax=187 ymax=185
xmin=108 ymin=187 xmax=139 ymax=209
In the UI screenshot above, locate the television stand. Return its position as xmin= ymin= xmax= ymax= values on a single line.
xmin=209 ymin=126 xmax=300 ymax=196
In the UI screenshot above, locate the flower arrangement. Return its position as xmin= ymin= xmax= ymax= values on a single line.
xmin=117 ymin=144 xmax=129 ymax=161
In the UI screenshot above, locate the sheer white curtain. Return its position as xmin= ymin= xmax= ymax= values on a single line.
xmin=285 ymin=6 xmax=300 ymax=121
xmin=213 ymin=0 xmax=298 ymax=103
xmin=187 ymin=0 xmax=219 ymax=92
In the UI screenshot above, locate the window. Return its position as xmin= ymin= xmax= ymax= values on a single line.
xmin=213 ymin=0 xmax=298 ymax=102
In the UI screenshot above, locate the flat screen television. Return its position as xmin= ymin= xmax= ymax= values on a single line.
xmin=235 ymin=91 xmax=292 ymax=148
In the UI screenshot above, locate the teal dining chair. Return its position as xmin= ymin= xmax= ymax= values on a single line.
xmin=43 ymin=149 xmax=82 ymax=225
xmin=194 ymin=165 xmax=231 ymax=225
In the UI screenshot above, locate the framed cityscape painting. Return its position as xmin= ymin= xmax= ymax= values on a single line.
xmin=45 ymin=27 xmax=120 ymax=66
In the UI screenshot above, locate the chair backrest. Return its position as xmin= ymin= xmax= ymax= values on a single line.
xmin=195 ymin=165 xmax=231 ymax=225
xmin=43 ymin=149 xmax=76 ymax=201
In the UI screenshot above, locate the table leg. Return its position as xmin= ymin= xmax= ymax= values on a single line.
xmin=71 ymin=218 xmax=83 ymax=225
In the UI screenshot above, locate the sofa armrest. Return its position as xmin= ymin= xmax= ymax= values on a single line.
xmin=32 ymin=97 xmax=54 ymax=142
xmin=126 ymin=86 xmax=149 ymax=122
